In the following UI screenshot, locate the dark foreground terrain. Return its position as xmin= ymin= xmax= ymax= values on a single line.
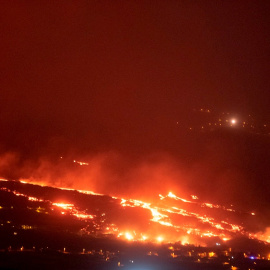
xmin=1 ymin=250 xmax=270 ymax=270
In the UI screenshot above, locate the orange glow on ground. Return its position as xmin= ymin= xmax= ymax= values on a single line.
xmin=156 ymin=236 xmax=164 ymax=243
xmin=0 ymin=179 xmax=267 ymax=245
xmin=125 ymin=232 xmax=134 ymax=241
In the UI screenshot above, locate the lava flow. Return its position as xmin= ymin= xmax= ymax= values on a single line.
xmin=0 ymin=178 xmax=265 ymax=246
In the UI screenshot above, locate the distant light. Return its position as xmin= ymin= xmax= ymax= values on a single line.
xmin=231 ymin=119 xmax=236 ymax=124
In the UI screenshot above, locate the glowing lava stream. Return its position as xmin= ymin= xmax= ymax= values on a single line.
xmin=21 ymin=180 xmax=244 ymax=236
xmin=160 ymin=192 xmax=236 ymax=213
xmin=52 ymin=203 xmax=94 ymax=220
xmin=0 ymin=178 xmax=261 ymax=243
xmin=119 ymin=196 xmax=243 ymax=236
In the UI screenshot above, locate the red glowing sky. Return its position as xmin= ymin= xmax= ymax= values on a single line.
xmin=0 ymin=1 xmax=270 ymax=155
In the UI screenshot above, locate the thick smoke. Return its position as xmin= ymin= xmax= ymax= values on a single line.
xmin=0 ymin=136 xmax=267 ymax=206
xmin=0 ymin=151 xmax=189 ymax=201
xmin=0 ymin=130 xmax=270 ymax=235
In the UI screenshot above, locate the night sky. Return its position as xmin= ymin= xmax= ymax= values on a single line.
xmin=1 ymin=1 xmax=270 ymax=154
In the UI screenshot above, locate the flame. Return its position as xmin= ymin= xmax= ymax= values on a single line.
xmin=52 ymin=203 xmax=94 ymax=220
xmin=166 ymin=192 xmax=193 ymax=203
xmin=156 ymin=236 xmax=164 ymax=243
xmin=125 ymin=232 xmax=134 ymax=241
xmin=222 ymin=237 xmax=230 ymax=242
xmin=73 ymin=160 xmax=89 ymax=166
xmin=180 ymin=236 xmax=189 ymax=245
xmin=52 ymin=203 xmax=74 ymax=210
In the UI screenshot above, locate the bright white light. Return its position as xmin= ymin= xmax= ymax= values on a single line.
xmin=125 ymin=232 xmax=133 ymax=241
xmin=157 ymin=236 xmax=163 ymax=242
xmin=231 ymin=119 xmax=236 ymax=124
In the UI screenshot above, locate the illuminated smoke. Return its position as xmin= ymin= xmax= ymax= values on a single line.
xmin=0 ymin=145 xmax=270 ymax=245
